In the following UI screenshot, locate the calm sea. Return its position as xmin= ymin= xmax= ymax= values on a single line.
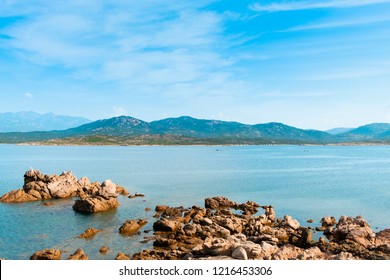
xmin=0 ymin=145 xmax=389 ymax=259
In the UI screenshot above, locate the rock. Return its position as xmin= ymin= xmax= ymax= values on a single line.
xmin=231 ymin=246 xmax=248 ymax=260
xmin=46 ymin=171 xmax=80 ymax=198
xmin=298 ymin=247 xmax=324 ymax=260
xmin=73 ymin=196 xmax=119 ymax=213
xmin=200 ymin=218 xmax=213 ymax=226
xmin=116 ymin=185 xmax=129 ymax=195
xmin=203 ymin=237 xmax=233 ymax=256
xmin=213 ymin=216 xmax=244 ymax=234
xmin=132 ymin=249 xmax=185 ymax=260
xmin=78 ymin=227 xmax=102 ymax=239
xmin=0 ymin=189 xmax=40 ymax=203
xmin=307 ymin=219 xmax=314 ymax=223
xmin=41 ymin=201 xmax=56 ymax=206
xmin=283 ymin=215 xmax=300 ymax=230
xmin=153 ymin=238 xmax=177 ymax=248
xmin=145 ymin=207 xmax=151 ymax=211
xmin=67 ymin=248 xmax=88 ymax=260
xmin=30 ymin=249 xmax=61 ymax=260
xmin=155 ymin=205 xmax=169 ymax=212
xmin=100 ymin=246 xmax=108 ymax=254
xmin=261 ymin=241 xmax=279 ymax=258
xmin=205 ymin=196 xmax=238 ymax=209
xmin=264 ymin=206 xmax=276 ymax=223
xmin=0 ymin=169 xmax=125 ymax=204
xmin=115 ymin=252 xmax=130 ymax=260
xmin=321 ymin=216 xmax=337 ymax=227
xmin=332 ymin=216 xmax=376 ymax=247
xmin=96 ymin=180 xmax=118 ymax=199
xmin=239 ymin=201 xmax=260 ymax=215
xmin=153 ymin=218 xmax=181 ymax=232
xmin=119 ymin=219 xmax=147 ymax=235
xmin=271 ymin=244 xmax=304 ymax=260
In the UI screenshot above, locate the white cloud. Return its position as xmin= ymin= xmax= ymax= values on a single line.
xmin=283 ymin=15 xmax=390 ymax=32
xmin=250 ymin=0 xmax=390 ymax=12
xmin=24 ymin=92 xmax=33 ymax=99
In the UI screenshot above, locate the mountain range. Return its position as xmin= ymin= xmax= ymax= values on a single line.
xmin=0 ymin=111 xmax=90 ymax=132
xmin=1 ymin=113 xmax=390 ymax=145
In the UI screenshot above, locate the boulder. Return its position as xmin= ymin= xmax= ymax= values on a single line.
xmin=231 ymin=246 xmax=248 ymax=260
xmin=321 ymin=216 xmax=337 ymax=227
xmin=0 ymin=189 xmax=40 ymax=203
xmin=73 ymin=196 xmax=119 ymax=213
xmin=46 ymin=171 xmax=80 ymax=198
xmin=155 ymin=205 xmax=169 ymax=212
xmin=78 ymin=227 xmax=102 ymax=239
xmin=205 ymin=196 xmax=238 ymax=209
xmin=282 ymin=215 xmax=300 ymax=230
xmin=30 ymin=249 xmax=61 ymax=260
xmin=96 ymin=180 xmax=118 ymax=199
xmin=67 ymin=248 xmax=88 ymax=260
xmin=332 ymin=216 xmax=376 ymax=247
xmin=153 ymin=218 xmax=180 ymax=232
xmin=119 ymin=219 xmax=147 ymax=235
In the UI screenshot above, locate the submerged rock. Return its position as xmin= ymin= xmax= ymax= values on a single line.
xmin=78 ymin=227 xmax=102 ymax=239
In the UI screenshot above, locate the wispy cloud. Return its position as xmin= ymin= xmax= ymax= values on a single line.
xmin=299 ymin=68 xmax=390 ymax=81
xmin=283 ymin=15 xmax=390 ymax=31
xmin=24 ymin=92 xmax=33 ymax=99
xmin=250 ymin=0 xmax=390 ymax=12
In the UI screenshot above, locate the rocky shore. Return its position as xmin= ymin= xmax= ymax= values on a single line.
xmin=130 ymin=196 xmax=390 ymax=260
xmin=1 ymin=170 xmax=389 ymax=260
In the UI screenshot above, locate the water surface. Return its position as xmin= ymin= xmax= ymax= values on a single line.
xmin=0 ymin=145 xmax=389 ymax=259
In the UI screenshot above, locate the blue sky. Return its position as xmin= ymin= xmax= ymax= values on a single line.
xmin=1 ymin=0 xmax=390 ymax=130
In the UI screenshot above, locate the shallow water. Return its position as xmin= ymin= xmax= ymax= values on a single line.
xmin=0 ymin=145 xmax=389 ymax=259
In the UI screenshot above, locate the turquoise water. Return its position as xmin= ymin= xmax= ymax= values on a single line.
xmin=0 ymin=145 xmax=389 ymax=259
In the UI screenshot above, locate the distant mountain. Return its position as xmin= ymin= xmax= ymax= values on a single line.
xmin=337 ymin=123 xmax=390 ymax=141
xmin=0 ymin=111 xmax=91 ymax=132
xmin=1 ymin=115 xmax=390 ymax=145
xmin=326 ymin=127 xmax=353 ymax=135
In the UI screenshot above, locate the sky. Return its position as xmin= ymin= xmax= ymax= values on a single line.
xmin=1 ymin=0 xmax=390 ymax=130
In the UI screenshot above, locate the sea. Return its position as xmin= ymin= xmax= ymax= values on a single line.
xmin=0 ymin=144 xmax=389 ymax=260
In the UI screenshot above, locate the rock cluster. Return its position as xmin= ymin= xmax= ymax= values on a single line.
xmin=0 ymin=170 xmax=127 ymax=213
xmin=131 ymin=196 xmax=390 ymax=260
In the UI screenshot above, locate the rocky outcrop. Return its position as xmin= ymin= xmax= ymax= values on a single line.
xmin=67 ymin=248 xmax=88 ymax=260
xmin=78 ymin=227 xmax=102 ymax=239
xmin=30 ymin=249 xmax=61 ymax=260
xmin=0 ymin=169 xmax=129 ymax=203
xmin=119 ymin=219 xmax=147 ymax=235
xmin=131 ymin=197 xmax=390 ymax=260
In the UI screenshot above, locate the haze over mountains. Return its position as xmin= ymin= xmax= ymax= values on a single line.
xmin=0 ymin=112 xmax=90 ymax=132
xmin=1 ymin=112 xmax=390 ymax=144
